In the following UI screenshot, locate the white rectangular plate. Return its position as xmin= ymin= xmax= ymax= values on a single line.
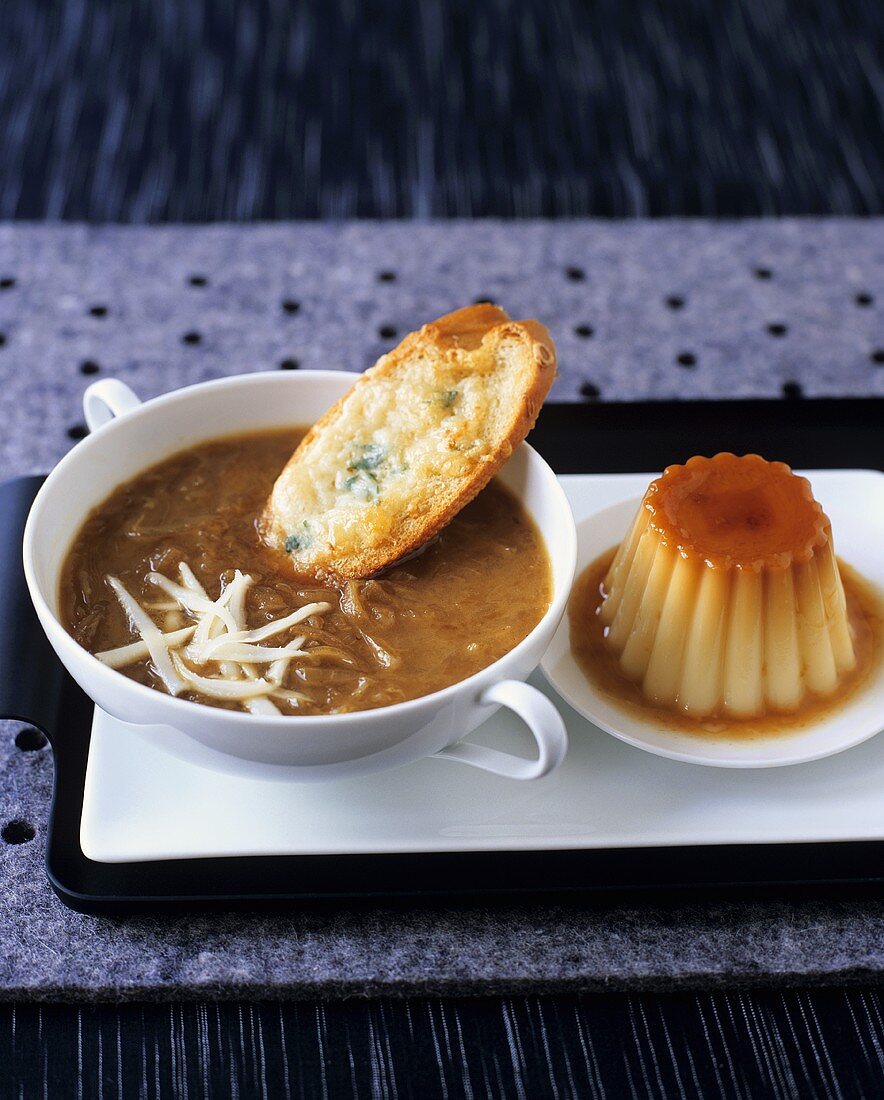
xmin=80 ymin=471 xmax=884 ymax=864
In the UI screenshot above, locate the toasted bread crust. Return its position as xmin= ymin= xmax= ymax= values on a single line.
xmin=262 ymin=304 xmax=557 ymax=582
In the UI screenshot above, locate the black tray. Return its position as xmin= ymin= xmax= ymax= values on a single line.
xmin=3 ymin=398 xmax=883 ymax=913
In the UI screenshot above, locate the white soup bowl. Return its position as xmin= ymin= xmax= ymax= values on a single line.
xmin=24 ymin=372 xmax=577 ymax=782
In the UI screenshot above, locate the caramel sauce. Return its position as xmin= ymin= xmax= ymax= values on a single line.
xmin=647 ymin=453 xmax=828 ymax=570
xmin=570 ymin=546 xmax=884 ymax=740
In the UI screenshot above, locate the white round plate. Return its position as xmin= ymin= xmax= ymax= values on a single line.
xmin=541 ymin=492 xmax=884 ymax=768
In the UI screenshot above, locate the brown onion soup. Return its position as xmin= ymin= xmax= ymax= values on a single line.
xmin=60 ymin=429 xmax=552 ymax=715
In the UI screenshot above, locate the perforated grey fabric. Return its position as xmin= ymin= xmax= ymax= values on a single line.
xmin=0 ymin=221 xmax=882 ymax=1000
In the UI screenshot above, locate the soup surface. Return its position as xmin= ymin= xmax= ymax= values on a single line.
xmin=60 ymin=429 xmax=552 ymax=714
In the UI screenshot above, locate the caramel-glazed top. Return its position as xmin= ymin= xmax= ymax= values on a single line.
xmin=643 ymin=453 xmax=830 ymax=570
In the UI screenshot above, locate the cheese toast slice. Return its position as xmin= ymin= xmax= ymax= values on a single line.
xmin=262 ymin=304 xmax=557 ymax=581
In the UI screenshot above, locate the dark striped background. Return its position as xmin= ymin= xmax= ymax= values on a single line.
xmin=0 ymin=0 xmax=881 ymax=221
xmin=3 ymin=989 xmax=884 ymax=1099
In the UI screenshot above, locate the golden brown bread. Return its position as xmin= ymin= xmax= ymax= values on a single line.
xmin=261 ymin=304 xmax=557 ymax=581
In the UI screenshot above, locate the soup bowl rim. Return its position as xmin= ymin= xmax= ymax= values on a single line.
xmin=23 ymin=369 xmax=577 ymax=733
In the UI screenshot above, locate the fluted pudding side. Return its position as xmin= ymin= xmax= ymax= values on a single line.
xmin=599 ymin=455 xmax=857 ymax=719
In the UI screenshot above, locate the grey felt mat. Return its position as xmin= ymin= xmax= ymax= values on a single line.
xmin=0 ymin=220 xmax=882 ymax=1001
xmin=0 ymin=220 xmax=882 ymax=486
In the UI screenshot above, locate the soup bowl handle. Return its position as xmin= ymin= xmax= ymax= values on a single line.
xmin=434 ymin=680 xmax=568 ymax=780
xmin=83 ymin=379 xmax=143 ymax=433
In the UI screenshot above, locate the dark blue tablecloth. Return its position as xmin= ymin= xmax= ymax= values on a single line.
xmin=0 ymin=0 xmax=881 ymax=221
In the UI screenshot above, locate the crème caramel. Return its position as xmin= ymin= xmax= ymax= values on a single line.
xmin=599 ymin=453 xmax=856 ymax=718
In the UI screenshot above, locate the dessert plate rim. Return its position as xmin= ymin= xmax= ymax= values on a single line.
xmin=541 ymin=471 xmax=884 ymax=768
